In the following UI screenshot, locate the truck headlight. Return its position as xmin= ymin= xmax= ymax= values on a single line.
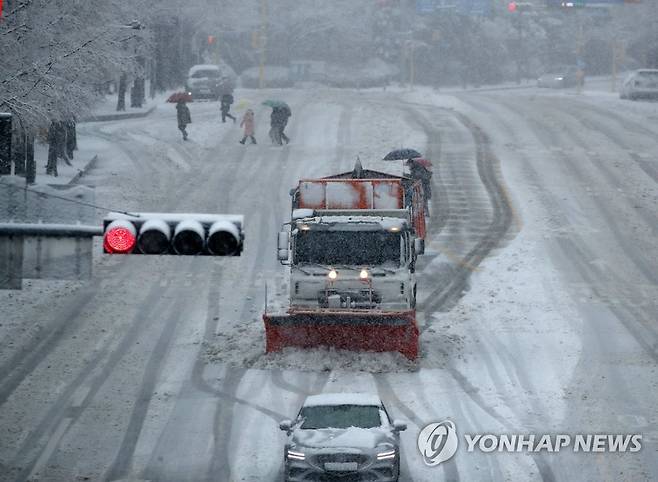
xmin=287 ymin=449 xmax=305 ymax=461
xmin=377 ymin=449 xmax=397 ymax=460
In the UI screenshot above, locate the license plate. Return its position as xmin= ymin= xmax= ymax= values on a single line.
xmin=324 ymin=462 xmax=358 ymax=472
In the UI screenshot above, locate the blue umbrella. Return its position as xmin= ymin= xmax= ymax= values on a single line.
xmin=262 ymin=99 xmax=289 ymax=109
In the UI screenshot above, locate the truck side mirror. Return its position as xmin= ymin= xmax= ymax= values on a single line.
xmin=278 ymin=231 xmax=290 ymax=262
xmin=279 ymin=419 xmax=293 ymax=433
xmin=414 ymin=238 xmax=425 ymax=256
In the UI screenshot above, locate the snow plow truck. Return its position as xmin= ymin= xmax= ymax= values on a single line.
xmin=262 ymin=163 xmax=426 ymax=360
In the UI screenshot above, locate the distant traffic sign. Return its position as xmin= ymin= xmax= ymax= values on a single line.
xmin=415 ymin=0 xmax=492 ymax=16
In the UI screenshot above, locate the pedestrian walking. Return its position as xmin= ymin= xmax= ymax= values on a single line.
xmin=270 ymin=105 xmax=291 ymax=145
xmin=278 ymin=105 xmax=291 ymax=144
xmin=65 ymin=118 xmax=77 ymax=160
xmin=406 ymin=158 xmax=432 ymax=211
xmin=269 ymin=107 xmax=282 ymax=145
xmin=220 ymin=93 xmax=236 ymax=123
xmin=239 ymin=109 xmax=257 ymax=145
xmin=176 ymin=100 xmax=192 ymax=140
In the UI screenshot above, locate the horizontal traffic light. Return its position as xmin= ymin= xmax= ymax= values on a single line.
xmin=103 ymin=213 xmax=244 ymax=256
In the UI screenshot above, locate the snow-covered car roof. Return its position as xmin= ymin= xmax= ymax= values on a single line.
xmin=303 ymin=393 xmax=382 ymax=407
xmin=188 ymin=64 xmax=220 ymax=75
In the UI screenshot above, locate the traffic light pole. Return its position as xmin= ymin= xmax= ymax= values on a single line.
xmin=258 ymin=0 xmax=268 ymax=89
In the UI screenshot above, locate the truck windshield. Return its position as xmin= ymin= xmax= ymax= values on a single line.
xmin=295 ymin=231 xmax=401 ymax=266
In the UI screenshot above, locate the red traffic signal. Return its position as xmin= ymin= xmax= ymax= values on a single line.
xmin=508 ymin=2 xmax=517 ymax=12
xmin=103 ymin=213 xmax=244 ymax=256
xmin=103 ymin=220 xmax=137 ymax=254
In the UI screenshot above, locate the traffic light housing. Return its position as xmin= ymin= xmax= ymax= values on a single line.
xmin=508 ymin=1 xmax=534 ymax=12
xmin=103 ymin=213 xmax=244 ymax=256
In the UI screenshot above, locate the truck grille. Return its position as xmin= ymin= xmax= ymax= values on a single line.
xmin=317 ymin=290 xmax=381 ymax=308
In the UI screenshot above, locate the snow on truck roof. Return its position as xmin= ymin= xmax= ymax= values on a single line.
xmin=303 ymin=393 xmax=382 ymax=407
xmin=295 ymin=215 xmax=408 ymax=232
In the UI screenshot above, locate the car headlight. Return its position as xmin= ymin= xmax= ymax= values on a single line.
xmin=287 ymin=449 xmax=305 ymax=461
xmin=376 ymin=448 xmax=397 ymax=460
xmin=328 ymin=269 xmax=337 ymax=280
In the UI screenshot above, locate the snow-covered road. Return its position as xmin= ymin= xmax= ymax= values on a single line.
xmin=0 ymin=86 xmax=656 ymax=481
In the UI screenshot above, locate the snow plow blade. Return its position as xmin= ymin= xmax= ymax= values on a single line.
xmin=263 ymin=310 xmax=419 ymax=360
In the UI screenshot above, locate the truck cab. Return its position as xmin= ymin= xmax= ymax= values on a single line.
xmin=279 ymin=209 xmax=421 ymax=311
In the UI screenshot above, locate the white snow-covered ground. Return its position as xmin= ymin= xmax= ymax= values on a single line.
xmin=0 ymin=85 xmax=656 ymax=482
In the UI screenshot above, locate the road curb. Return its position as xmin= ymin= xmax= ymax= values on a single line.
xmin=80 ymin=105 xmax=156 ymax=123
xmin=65 ymin=155 xmax=99 ymax=186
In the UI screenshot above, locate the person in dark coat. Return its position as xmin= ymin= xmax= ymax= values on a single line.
xmin=176 ymin=101 xmax=191 ymax=140
xmin=65 ymin=118 xmax=77 ymax=160
xmin=406 ymin=158 xmax=432 ymax=210
xmin=270 ymin=105 xmax=291 ymax=145
xmin=220 ymin=93 xmax=236 ymax=123
xmin=278 ymin=105 xmax=291 ymax=144
xmin=270 ymin=107 xmax=282 ymax=145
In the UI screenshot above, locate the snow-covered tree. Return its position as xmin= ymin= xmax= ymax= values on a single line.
xmin=0 ymin=0 xmax=153 ymax=126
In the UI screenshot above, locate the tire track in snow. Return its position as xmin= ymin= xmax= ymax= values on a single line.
xmin=415 ymin=107 xmax=516 ymax=322
xmin=9 ymin=271 xmax=183 ymax=481
xmin=492 ymin=97 xmax=658 ymax=347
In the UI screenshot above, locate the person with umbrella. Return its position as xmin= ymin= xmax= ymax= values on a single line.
xmin=383 ymin=148 xmax=431 ymax=211
xmin=406 ymin=158 xmax=432 ymax=212
xmin=277 ymin=104 xmax=291 ymax=145
xmin=263 ymin=100 xmax=291 ymax=145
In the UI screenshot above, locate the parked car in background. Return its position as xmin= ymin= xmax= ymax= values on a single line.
xmin=619 ymin=69 xmax=658 ymax=100
xmin=280 ymin=393 xmax=406 ymax=482
xmin=537 ymin=66 xmax=580 ymax=89
xmin=185 ymin=63 xmax=236 ymax=100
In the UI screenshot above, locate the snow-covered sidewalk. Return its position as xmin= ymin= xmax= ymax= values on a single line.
xmin=28 ymin=92 xmax=172 ymax=187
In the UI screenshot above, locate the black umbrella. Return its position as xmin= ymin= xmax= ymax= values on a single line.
xmin=383 ymin=148 xmax=422 ymax=161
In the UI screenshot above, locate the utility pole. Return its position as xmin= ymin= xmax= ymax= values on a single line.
xmin=576 ymin=10 xmax=585 ymax=94
xmin=259 ymin=0 xmax=268 ymax=89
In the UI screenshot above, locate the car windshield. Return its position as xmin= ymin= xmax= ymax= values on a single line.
xmin=299 ymin=405 xmax=382 ymax=429
xmin=295 ymin=231 xmax=401 ymax=266
xmin=637 ymin=71 xmax=658 ymax=80
xmin=191 ymin=69 xmax=220 ymax=79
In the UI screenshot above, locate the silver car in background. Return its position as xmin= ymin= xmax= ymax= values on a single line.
xmin=619 ymin=69 xmax=658 ymax=100
xmin=537 ymin=66 xmax=580 ymax=89
xmin=280 ymin=393 xmax=407 ymax=482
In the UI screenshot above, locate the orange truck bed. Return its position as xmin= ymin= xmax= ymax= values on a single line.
xmin=292 ymin=172 xmax=426 ymax=239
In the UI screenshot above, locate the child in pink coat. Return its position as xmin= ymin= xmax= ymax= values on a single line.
xmin=239 ymin=109 xmax=257 ymax=144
